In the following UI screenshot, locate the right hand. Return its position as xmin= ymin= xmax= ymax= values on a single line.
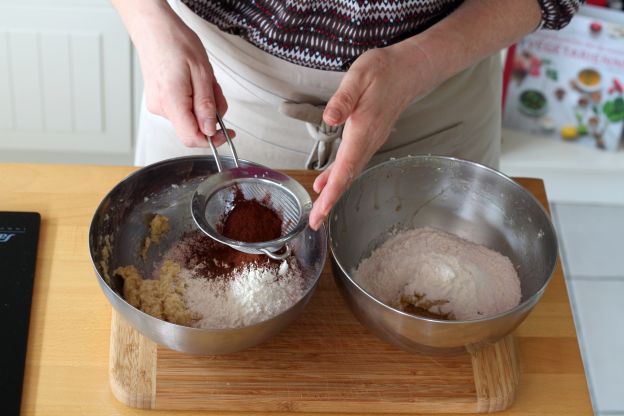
xmin=130 ymin=3 xmax=233 ymax=147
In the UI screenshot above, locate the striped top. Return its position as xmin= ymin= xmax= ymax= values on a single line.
xmin=181 ymin=0 xmax=583 ymax=71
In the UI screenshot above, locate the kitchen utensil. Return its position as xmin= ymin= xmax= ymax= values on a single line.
xmin=0 ymin=212 xmax=40 ymax=415
xmin=89 ymin=156 xmax=327 ymax=354
xmin=329 ymin=155 xmax=558 ymax=354
xmin=191 ymin=115 xmax=312 ymax=260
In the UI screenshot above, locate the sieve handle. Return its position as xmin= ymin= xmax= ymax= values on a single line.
xmin=216 ymin=113 xmax=240 ymax=168
xmin=259 ymin=245 xmax=291 ymax=261
xmin=206 ymin=135 xmax=223 ymax=173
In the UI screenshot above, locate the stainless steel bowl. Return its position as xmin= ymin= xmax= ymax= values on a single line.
xmin=329 ymin=155 xmax=558 ymax=354
xmin=89 ymin=156 xmax=326 ymax=355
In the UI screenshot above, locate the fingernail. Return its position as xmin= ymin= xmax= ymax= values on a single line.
xmin=325 ymin=108 xmax=341 ymax=122
xmin=313 ymin=180 xmax=320 ymax=194
xmin=309 ymin=218 xmax=319 ymax=231
xmin=202 ymin=120 xmax=216 ymax=135
xmin=220 ymin=129 xmax=236 ymax=140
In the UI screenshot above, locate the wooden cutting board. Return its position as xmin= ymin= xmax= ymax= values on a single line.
xmin=110 ymin=269 xmax=520 ymax=414
xmin=108 ymin=174 xmax=553 ymax=414
xmin=1 ymin=163 xmax=589 ymax=416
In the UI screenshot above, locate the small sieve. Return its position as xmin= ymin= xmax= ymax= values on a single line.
xmin=191 ymin=114 xmax=312 ymax=260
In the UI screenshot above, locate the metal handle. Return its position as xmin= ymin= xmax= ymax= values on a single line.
xmin=216 ymin=113 xmax=239 ymax=168
xmin=206 ymin=113 xmax=239 ymax=172
xmin=259 ymin=245 xmax=291 ymax=261
xmin=206 ymin=135 xmax=223 ymax=172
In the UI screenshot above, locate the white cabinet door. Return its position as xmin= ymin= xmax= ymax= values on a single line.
xmin=0 ymin=0 xmax=133 ymax=163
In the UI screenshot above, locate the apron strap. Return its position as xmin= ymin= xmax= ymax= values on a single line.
xmin=279 ymin=102 xmax=343 ymax=171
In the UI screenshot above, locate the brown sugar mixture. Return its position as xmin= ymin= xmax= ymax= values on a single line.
xmin=140 ymin=214 xmax=170 ymax=260
xmin=221 ymin=189 xmax=282 ymax=243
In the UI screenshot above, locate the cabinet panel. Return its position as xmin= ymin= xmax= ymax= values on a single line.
xmin=0 ymin=32 xmax=13 ymax=130
xmin=71 ymin=33 xmax=103 ymax=133
xmin=0 ymin=3 xmax=133 ymax=157
xmin=40 ymin=32 xmax=73 ymax=132
xmin=8 ymin=31 xmax=43 ymax=131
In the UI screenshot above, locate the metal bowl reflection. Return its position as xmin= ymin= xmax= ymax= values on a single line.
xmin=329 ymin=156 xmax=558 ymax=354
xmin=89 ymin=156 xmax=326 ymax=355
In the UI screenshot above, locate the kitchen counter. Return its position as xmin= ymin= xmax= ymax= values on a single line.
xmin=1 ymin=163 xmax=592 ymax=415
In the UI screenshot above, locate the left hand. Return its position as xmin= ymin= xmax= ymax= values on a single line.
xmin=308 ymin=43 xmax=435 ymax=230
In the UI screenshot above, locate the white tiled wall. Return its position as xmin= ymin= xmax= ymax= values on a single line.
xmin=0 ymin=0 xmax=136 ymax=165
xmin=552 ymin=203 xmax=624 ymax=415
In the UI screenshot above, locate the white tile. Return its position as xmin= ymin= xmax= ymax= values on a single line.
xmin=570 ymin=280 xmax=624 ymax=413
xmin=552 ymin=204 xmax=624 ymax=278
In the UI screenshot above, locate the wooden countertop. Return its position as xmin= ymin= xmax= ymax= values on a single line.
xmin=0 ymin=163 xmax=592 ymax=415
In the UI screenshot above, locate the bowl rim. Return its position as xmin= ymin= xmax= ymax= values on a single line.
xmin=89 ymin=155 xmax=327 ymax=333
xmin=328 ymin=154 xmax=559 ymax=325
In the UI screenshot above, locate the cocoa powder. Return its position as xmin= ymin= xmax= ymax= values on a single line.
xmin=221 ymin=189 xmax=282 ymax=243
xmin=168 ymin=190 xmax=284 ymax=280
xmin=170 ymin=232 xmax=275 ymax=279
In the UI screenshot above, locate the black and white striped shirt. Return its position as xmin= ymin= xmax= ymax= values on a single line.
xmin=182 ymin=0 xmax=583 ymax=71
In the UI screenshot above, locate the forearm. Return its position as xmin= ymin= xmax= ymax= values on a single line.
xmin=109 ymin=0 xmax=179 ymax=47
xmin=398 ymin=0 xmax=542 ymax=88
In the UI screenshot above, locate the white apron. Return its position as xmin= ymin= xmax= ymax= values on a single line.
xmin=135 ymin=0 xmax=502 ymax=170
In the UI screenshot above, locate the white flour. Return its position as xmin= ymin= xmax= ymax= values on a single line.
xmin=353 ymin=227 xmax=521 ymax=320
xmin=180 ymin=259 xmax=305 ymax=329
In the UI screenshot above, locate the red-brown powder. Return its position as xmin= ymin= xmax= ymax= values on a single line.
xmin=221 ymin=189 xmax=282 ymax=243
xmin=168 ymin=189 xmax=284 ymax=280
xmin=171 ymin=232 xmax=275 ymax=279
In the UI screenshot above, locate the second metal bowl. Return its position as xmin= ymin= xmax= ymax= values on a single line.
xmin=329 ymin=155 xmax=558 ymax=354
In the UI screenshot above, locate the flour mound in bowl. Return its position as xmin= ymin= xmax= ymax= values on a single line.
xmin=114 ymin=237 xmax=306 ymax=329
xmin=111 ymin=197 xmax=307 ymax=329
xmin=353 ymin=227 xmax=521 ymax=320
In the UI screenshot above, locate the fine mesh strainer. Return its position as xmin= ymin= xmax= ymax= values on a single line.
xmin=191 ymin=115 xmax=312 ymax=260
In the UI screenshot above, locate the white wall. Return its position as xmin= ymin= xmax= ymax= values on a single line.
xmin=0 ymin=0 xmax=136 ymax=165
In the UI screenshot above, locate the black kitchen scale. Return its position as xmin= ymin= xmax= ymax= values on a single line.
xmin=0 ymin=212 xmax=40 ymax=416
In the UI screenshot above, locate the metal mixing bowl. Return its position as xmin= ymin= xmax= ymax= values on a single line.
xmin=329 ymin=155 xmax=558 ymax=354
xmin=89 ymin=156 xmax=326 ymax=355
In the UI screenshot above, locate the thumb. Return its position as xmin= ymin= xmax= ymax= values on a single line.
xmin=323 ymin=71 xmax=366 ymax=126
xmin=191 ymin=66 xmax=218 ymax=137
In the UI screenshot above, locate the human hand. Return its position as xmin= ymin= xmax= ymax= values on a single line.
xmin=130 ymin=3 xmax=233 ymax=147
xmin=308 ymin=44 xmax=434 ymax=230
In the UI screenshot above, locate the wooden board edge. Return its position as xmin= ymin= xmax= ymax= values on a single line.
xmin=109 ymin=309 xmax=157 ymax=409
xmin=469 ymin=334 xmax=520 ymax=413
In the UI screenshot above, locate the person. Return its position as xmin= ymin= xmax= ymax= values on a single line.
xmin=111 ymin=0 xmax=582 ymax=230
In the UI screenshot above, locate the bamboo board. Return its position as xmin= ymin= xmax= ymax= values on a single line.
xmin=109 ymin=267 xmax=520 ymax=413
xmin=107 ymin=173 xmax=553 ymax=414
xmin=2 ymin=163 xmax=590 ymax=416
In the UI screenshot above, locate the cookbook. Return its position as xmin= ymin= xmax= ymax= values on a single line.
xmin=503 ymin=6 xmax=624 ymax=152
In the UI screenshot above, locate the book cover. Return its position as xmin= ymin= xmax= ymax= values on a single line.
xmin=503 ymin=6 xmax=624 ymax=152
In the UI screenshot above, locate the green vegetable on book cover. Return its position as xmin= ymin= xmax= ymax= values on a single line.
xmin=603 ymin=97 xmax=624 ymax=123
